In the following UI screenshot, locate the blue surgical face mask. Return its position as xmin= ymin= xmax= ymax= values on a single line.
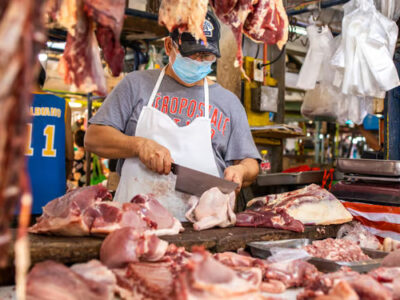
xmin=171 ymin=52 xmax=214 ymax=84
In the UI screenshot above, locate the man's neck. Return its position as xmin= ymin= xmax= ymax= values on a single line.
xmin=165 ymin=64 xmax=213 ymax=87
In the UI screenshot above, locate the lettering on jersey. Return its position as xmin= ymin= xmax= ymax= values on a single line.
xmin=30 ymin=106 xmax=62 ymax=118
xmin=152 ymin=94 xmax=230 ymax=138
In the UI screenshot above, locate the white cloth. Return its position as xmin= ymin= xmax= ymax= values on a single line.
xmin=296 ymin=25 xmax=334 ymax=90
xmin=114 ymin=67 xmax=219 ymax=221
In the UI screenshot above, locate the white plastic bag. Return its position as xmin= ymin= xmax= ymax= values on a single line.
xmin=301 ymin=83 xmax=338 ymax=120
xmin=296 ymin=25 xmax=334 ymax=90
xmin=267 ymin=247 xmax=311 ymax=263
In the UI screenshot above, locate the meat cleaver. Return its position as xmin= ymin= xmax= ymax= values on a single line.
xmin=171 ymin=163 xmax=238 ymax=197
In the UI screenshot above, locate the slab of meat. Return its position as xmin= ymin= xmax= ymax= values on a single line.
xmin=315 ymin=280 xmax=359 ymax=300
xmin=29 ymin=187 xmax=183 ymax=236
xmin=236 ymin=207 xmax=305 ymax=232
xmin=158 ymin=0 xmax=208 ymax=42
xmin=100 ymin=228 xmax=169 ymax=268
xmin=368 ymin=266 xmax=400 ymax=298
xmin=243 ymin=0 xmax=288 ymax=49
xmin=26 ymin=260 xmax=116 ymax=300
xmin=298 ymin=267 xmax=392 ymax=300
xmin=185 ymin=187 xmax=236 ymax=231
xmin=303 ymin=238 xmax=371 ymax=262
xmin=382 ymin=250 xmax=400 ymax=267
xmin=29 ymin=185 xmax=112 ymax=236
xmin=174 ymin=248 xmax=264 ymax=300
xmin=84 ymin=0 xmax=125 ymax=76
xmin=243 ymin=184 xmax=352 ymax=228
xmin=211 ymin=0 xmax=255 ymax=69
xmin=111 ymin=244 xmax=192 ymax=300
xmin=210 ymin=0 xmax=288 ymax=70
xmin=55 ymin=0 xmax=125 ymax=95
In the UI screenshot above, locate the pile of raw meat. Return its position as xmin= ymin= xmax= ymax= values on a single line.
xmin=303 ymin=238 xmax=371 ymax=262
xmin=26 ymin=228 xmax=400 ymax=300
xmin=236 ymin=184 xmax=353 ymax=232
xmin=26 ymin=228 xmax=320 ymax=299
xmin=298 ymin=266 xmax=400 ymax=300
xmin=29 ymin=185 xmax=183 ymax=236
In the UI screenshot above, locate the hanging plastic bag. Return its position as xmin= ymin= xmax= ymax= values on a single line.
xmin=301 ymin=83 xmax=338 ymax=120
xmin=296 ymin=25 xmax=334 ymax=90
xmin=90 ymin=154 xmax=106 ymax=185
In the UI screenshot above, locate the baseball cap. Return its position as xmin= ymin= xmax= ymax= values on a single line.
xmin=170 ymin=11 xmax=221 ymax=58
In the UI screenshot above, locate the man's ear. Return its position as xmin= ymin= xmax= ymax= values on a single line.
xmin=165 ymin=37 xmax=173 ymax=56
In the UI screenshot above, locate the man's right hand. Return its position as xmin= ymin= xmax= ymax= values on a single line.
xmin=136 ymin=138 xmax=173 ymax=175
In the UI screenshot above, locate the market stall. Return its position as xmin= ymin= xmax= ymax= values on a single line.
xmin=1 ymin=0 xmax=400 ymax=299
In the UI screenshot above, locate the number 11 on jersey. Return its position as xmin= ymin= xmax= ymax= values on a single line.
xmin=25 ymin=123 xmax=57 ymax=157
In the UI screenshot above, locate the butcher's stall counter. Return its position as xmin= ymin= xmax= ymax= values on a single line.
xmin=0 ymin=223 xmax=342 ymax=285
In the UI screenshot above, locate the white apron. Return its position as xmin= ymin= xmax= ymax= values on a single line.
xmin=114 ymin=67 xmax=219 ymax=221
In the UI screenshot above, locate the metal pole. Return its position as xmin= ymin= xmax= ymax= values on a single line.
xmin=85 ymin=93 xmax=93 ymax=186
xmin=384 ymin=48 xmax=400 ymax=160
xmin=286 ymin=0 xmax=350 ymax=15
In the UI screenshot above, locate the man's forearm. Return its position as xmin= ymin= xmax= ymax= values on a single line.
xmin=235 ymin=158 xmax=259 ymax=187
xmin=85 ymin=124 xmax=143 ymax=159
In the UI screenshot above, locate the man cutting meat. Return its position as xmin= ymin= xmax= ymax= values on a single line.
xmin=85 ymin=12 xmax=260 ymax=221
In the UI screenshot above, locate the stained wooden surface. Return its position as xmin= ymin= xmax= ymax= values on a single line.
xmin=7 ymin=223 xmax=341 ymax=265
xmin=0 ymin=223 xmax=341 ymax=285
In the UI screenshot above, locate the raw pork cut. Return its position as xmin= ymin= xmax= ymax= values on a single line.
xmin=236 ymin=207 xmax=305 ymax=232
xmin=27 ymin=260 xmax=116 ymax=300
xmin=243 ymin=184 xmax=352 ymax=227
xmin=185 ymin=187 xmax=236 ymax=230
xmin=303 ymin=238 xmax=371 ymax=262
xmin=382 ymin=250 xmax=400 ymax=267
xmin=29 ymin=186 xmax=183 ymax=236
xmin=100 ymin=228 xmax=168 ymax=268
xmin=29 ymin=185 xmax=112 ymax=236
xmin=111 ymin=244 xmax=192 ymax=300
xmin=158 ymin=0 xmax=208 ymax=42
xmin=175 ymin=248 xmax=264 ymax=300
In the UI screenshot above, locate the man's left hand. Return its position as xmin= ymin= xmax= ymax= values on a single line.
xmin=224 ymin=165 xmax=246 ymax=194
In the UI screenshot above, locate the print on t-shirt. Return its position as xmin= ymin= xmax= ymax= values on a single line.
xmin=153 ymin=92 xmax=230 ymax=138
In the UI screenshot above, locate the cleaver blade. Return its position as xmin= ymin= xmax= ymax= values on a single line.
xmin=171 ymin=163 xmax=238 ymax=197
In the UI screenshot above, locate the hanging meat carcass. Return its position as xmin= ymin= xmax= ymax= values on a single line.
xmin=0 ymin=1 xmax=47 ymax=299
xmin=54 ymin=0 xmax=125 ymax=95
xmin=210 ymin=0 xmax=289 ymax=69
xmin=158 ymin=0 xmax=209 ymax=43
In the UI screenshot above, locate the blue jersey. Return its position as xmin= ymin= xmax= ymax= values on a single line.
xmin=26 ymin=93 xmax=66 ymax=214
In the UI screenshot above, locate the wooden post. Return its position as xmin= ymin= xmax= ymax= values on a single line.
xmin=216 ymin=22 xmax=241 ymax=99
xmin=269 ymin=44 xmax=286 ymax=172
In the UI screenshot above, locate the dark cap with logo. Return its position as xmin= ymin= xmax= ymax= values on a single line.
xmin=170 ymin=11 xmax=221 ymax=58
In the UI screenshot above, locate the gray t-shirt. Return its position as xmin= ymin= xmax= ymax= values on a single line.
xmin=89 ymin=69 xmax=261 ymax=177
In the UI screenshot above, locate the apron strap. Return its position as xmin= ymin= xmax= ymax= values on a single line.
xmin=147 ymin=67 xmax=166 ymax=108
xmin=204 ymin=78 xmax=209 ymax=119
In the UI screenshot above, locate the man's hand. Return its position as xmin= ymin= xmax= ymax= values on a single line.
xmin=137 ymin=138 xmax=173 ymax=175
xmin=224 ymin=164 xmax=246 ymax=194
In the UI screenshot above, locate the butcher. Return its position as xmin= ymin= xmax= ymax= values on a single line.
xmin=85 ymin=12 xmax=260 ymax=221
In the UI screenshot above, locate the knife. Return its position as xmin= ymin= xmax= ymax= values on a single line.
xmin=171 ymin=163 xmax=238 ymax=197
